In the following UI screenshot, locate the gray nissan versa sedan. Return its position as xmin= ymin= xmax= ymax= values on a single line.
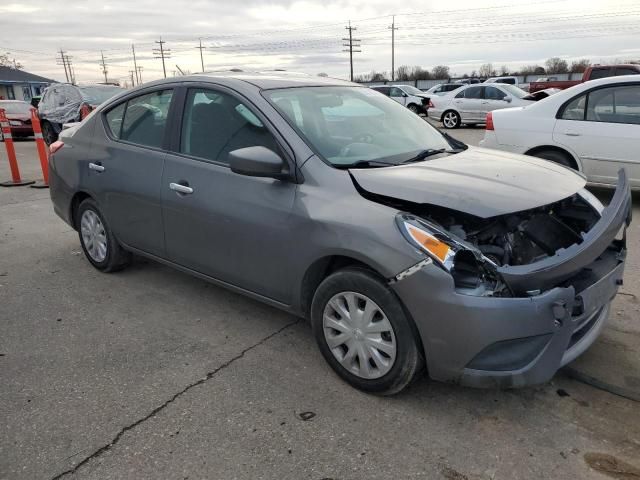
xmin=48 ymin=73 xmax=632 ymax=394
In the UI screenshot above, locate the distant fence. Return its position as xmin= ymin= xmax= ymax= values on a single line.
xmin=359 ymin=72 xmax=585 ymax=89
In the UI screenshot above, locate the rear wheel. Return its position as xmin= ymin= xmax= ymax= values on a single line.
xmin=530 ymin=149 xmax=575 ymax=169
xmin=76 ymin=198 xmax=131 ymax=272
xmin=442 ymin=110 xmax=461 ymax=129
xmin=311 ymin=267 xmax=423 ymax=395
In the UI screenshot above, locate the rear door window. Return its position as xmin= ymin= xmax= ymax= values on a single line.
xmin=560 ymin=94 xmax=587 ymax=120
xmin=614 ymin=67 xmax=640 ymax=76
xmin=104 ymin=89 xmax=173 ymax=149
xmin=589 ymin=68 xmax=614 ymax=80
xmin=586 ymin=85 xmax=640 ymax=125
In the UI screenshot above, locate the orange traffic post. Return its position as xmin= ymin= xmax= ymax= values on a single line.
xmin=0 ymin=108 xmax=34 ymax=187
xmin=29 ymin=108 xmax=50 ymax=189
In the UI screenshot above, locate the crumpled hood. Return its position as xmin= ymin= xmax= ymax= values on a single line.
xmin=349 ymin=147 xmax=586 ymax=218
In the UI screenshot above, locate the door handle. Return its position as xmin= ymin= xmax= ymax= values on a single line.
xmin=564 ymin=131 xmax=581 ymax=137
xmin=88 ymin=162 xmax=105 ymax=172
xmin=169 ymin=182 xmax=193 ymax=195
xmin=481 ymin=101 xmax=489 ymax=104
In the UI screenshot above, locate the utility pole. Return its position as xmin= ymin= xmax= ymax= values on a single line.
xmin=196 ymin=38 xmax=205 ymax=73
xmin=342 ymin=21 xmax=361 ymax=82
xmin=153 ymin=37 xmax=171 ymax=79
xmin=132 ymin=44 xmax=139 ymax=85
xmin=100 ymin=51 xmax=108 ymax=84
xmin=389 ymin=16 xmax=398 ymax=81
xmin=65 ymin=55 xmax=75 ymax=84
xmin=57 ymin=49 xmax=69 ymax=82
xmin=129 ymin=70 xmax=135 ymax=88
xmin=136 ymin=65 xmax=144 ymax=83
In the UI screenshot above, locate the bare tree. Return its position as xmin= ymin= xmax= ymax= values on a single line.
xmin=479 ymin=63 xmax=496 ymax=77
xmin=545 ymin=57 xmax=569 ymax=74
xmin=395 ymin=65 xmax=411 ymax=81
xmin=518 ymin=65 xmax=546 ymax=75
xmin=499 ymin=65 xmax=510 ymax=76
xmin=0 ymin=53 xmax=22 ymax=69
xmin=431 ymin=65 xmax=450 ymax=79
xmin=569 ymin=59 xmax=591 ymax=73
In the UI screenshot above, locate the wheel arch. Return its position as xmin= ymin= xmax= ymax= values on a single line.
xmin=524 ymin=145 xmax=582 ymax=171
xmin=69 ymin=191 xmax=94 ymax=230
xmin=299 ymin=255 xmax=385 ymax=318
xmin=440 ymin=108 xmax=460 ymax=122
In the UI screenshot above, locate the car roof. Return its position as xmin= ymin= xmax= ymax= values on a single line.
xmin=140 ymin=72 xmax=357 ymax=90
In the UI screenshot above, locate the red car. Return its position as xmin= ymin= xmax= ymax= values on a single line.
xmin=0 ymin=100 xmax=34 ymax=141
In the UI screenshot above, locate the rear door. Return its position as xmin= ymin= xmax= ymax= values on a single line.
xmin=161 ymin=85 xmax=297 ymax=302
xmin=553 ymin=83 xmax=640 ymax=187
xmin=86 ymin=87 xmax=176 ymax=257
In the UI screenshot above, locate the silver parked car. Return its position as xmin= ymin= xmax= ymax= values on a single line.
xmin=428 ymin=83 xmax=534 ymax=128
xmin=49 ymin=73 xmax=631 ymax=394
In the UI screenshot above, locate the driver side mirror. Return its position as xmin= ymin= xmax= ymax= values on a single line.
xmin=503 ymin=95 xmax=512 ymax=103
xmin=229 ymin=146 xmax=288 ymax=180
xmin=402 ymin=93 xmax=408 ymax=97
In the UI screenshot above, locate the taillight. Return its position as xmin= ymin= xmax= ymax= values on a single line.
xmin=485 ymin=112 xmax=494 ymax=130
xmin=50 ymin=140 xmax=64 ymax=154
xmin=428 ymin=100 xmax=435 ymax=108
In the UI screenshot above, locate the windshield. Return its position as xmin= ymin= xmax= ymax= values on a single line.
xmin=78 ymin=86 xmax=125 ymax=105
xmin=400 ymin=85 xmax=423 ymax=95
xmin=264 ymin=86 xmax=457 ymax=167
xmin=0 ymin=101 xmax=31 ymax=114
xmin=498 ymin=84 xmax=528 ymax=99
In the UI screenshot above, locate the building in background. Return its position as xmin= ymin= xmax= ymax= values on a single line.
xmin=0 ymin=66 xmax=56 ymax=102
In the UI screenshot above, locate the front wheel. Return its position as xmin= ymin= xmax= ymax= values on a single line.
xmin=76 ymin=198 xmax=131 ymax=272
xmin=311 ymin=268 xmax=423 ymax=395
xmin=41 ymin=121 xmax=57 ymax=146
xmin=442 ymin=110 xmax=461 ymax=129
xmin=407 ymin=104 xmax=419 ymax=114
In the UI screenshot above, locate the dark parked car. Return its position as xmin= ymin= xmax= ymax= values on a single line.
xmin=49 ymin=73 xmax=631 ymax=394
xmin=38 ymin=83 xmax=124 ymax=145
xmin=0 ymin=100 xmax=33 ymax=141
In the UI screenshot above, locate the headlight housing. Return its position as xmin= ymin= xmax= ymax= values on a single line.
xmin=396 ymin=213 xmax=505 ymax=295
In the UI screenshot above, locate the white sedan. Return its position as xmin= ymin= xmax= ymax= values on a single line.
xmin=428 ymin=83 xmax=533 ymax=129
xmin=480 ymin=75 xmax=640 ymax=189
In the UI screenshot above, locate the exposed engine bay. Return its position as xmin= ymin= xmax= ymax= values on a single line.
xmin=421 ymin=193 xmax=600 ymax=267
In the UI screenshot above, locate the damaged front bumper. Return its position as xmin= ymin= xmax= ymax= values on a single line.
xmin=391 ymin=170 xmax=631 ymax=388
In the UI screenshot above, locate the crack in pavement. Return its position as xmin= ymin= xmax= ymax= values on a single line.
xmin=50 ymin=319 xmax=301 ymax=480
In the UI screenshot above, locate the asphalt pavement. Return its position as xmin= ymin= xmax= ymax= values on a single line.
xmin=1 ymin=135 xmax=639 ymax=480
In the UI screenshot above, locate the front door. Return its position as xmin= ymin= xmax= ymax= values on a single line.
xmin=389 ymin=87 xmax=407 ymax=106
xmin=554 ymin=83 xmax=640 ymax=187
xmin=161 ymin=87 xmax=297 ymax=302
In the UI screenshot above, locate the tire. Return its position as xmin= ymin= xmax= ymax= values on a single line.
xmin=407 ymin=104 xmax=419 ymax=114
xmin=311 ymin=267 xmax=423 ymax=395
xmin=530 ymin=149 xmax=575 ymax=169
xmin=442 ymin=110 xmax=461 ymax=129
xmin=41 ymin=121 xmax=57 ymax=146
xmin=76 ymin=198 xmax=131 ymax=272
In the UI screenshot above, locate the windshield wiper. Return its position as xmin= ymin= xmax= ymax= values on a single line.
xmin=401 ymin=148 xmax=451 ymax=164
xmin=342 ymin=160 xmax=397 ymax=169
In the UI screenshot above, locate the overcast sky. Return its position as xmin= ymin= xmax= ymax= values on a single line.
xmin=1 ymin=0 xmax=639 ymax=85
